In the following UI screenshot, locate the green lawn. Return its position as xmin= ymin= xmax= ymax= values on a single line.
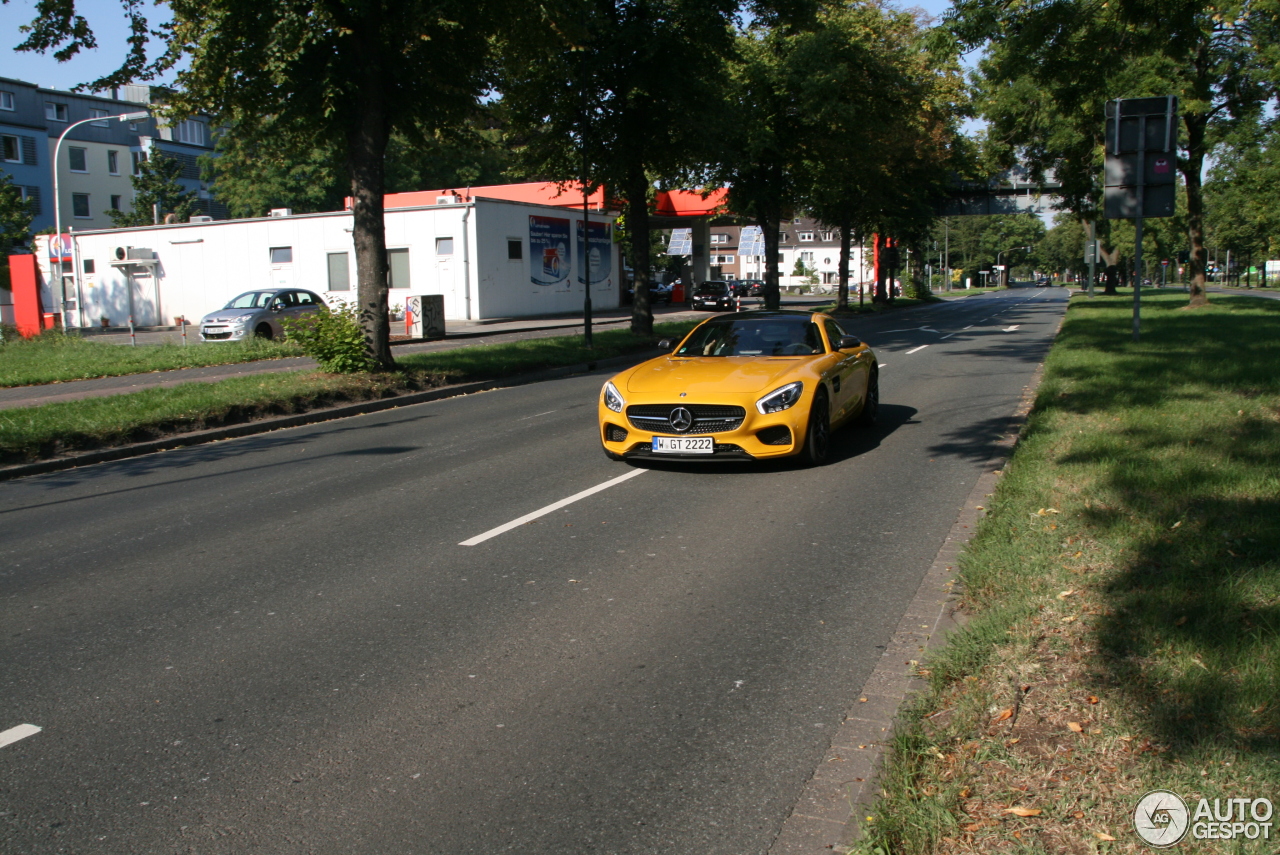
xmin=856 ymin=291 xmax=1280 ymax=853
xmin=0 ymin=331 xmax=302 ymax=387
xmin=0 ymin=321 xmax=700 ymax=464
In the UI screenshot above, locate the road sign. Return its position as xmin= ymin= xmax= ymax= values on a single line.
xmin=1104 ymin=96 xmax=1178 ymax=220
xmin=1161 ymin=259 xmax=1169 ymax=266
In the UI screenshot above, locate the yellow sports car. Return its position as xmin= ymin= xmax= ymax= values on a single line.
xmin=599 ymin=310 xmax=878 ymax=465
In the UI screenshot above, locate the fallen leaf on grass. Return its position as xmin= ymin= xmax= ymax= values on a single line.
xmin=1073 ymin=811 xmax=1085 ymax=819
xmin=994 ymin=708 xmax=1014 ymax=722
xmin=1003 ymin=807 xmax=1042 ymax=817
xmin=1088 ymin=695 xmax=1099 ymax=704
xmin=1057 ymin=590 xmax=1076 ymax=600
xmin=1096 ymin=832 xmax=1117 ymax=841
xmin=1067 ymin=722 xmax=1084 ymax=733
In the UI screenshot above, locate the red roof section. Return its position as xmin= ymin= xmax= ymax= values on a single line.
xmin=369 ymin=182 xmax=730 ymax=218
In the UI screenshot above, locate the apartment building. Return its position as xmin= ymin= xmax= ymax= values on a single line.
xmin=672 ymin=217 xmax=873 ymax=288
xmin=0 ymin=77 xmax=222 ymax=236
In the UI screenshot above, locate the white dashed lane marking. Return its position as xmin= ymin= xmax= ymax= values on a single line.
xmin=0 ymin=724 xmax=41 ymax=749
xmin=460 ymin=469 xmax=648 ymax=546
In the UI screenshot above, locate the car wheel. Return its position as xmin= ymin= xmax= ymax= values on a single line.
xmin=254 ymin=323 xmax=274 ymax=340
xmin=801 ymin=390 xmax=831 ymax=466
xmin=856 ymin=370 xmax=879 ymax=427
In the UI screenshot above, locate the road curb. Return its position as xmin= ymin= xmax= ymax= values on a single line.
xmin=768 ymin=304 xmax=1066 ymax=855
xmin=0 ymin=349 xmax=659 ymax=482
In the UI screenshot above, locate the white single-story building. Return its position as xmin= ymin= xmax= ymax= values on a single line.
xmin=35 ymin=192 xmax=622 ymax=329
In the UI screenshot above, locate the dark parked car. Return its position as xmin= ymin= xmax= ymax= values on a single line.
xmin=199 ymin=289 xmax=325 ymax=342
xmin=691 ymin=281 xmax=736 ymax=311
xmin=741 ymin=279 xmax=767 ymax=296
xmin=627 ymin=281 xmax=672 ymax=304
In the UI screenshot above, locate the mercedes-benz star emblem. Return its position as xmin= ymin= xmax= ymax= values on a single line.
xmin=669 ymin=407 xmax=694 ymax=433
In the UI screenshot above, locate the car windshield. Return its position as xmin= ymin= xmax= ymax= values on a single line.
xmin=696 ymin=283 xmax=728 ymax=295
xmin=224 ymin=291 xmax=279 ymax=309
xmin=675 ymin=316 xmax=826 ymax=357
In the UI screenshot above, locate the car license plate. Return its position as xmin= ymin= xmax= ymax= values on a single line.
xmin=652 ymin=436 xmax=713 ymax=454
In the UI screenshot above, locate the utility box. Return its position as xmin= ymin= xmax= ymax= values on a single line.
xmin=407 ymin=294 xmax=445 ymax=339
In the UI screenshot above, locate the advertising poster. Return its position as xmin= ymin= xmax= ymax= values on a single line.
xmin=576 ymin=220 xmax=612 ymax=288
xmin=529 ymin=215 xmax=571 ymax=287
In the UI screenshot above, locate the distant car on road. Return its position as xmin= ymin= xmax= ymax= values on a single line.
xmin=740 ymin=279 xmax=766 ymax=296
xmin=691 ymin=281 xmax=736 ymax=311
xmin=199 ymin=289 xmax=325 ymax=342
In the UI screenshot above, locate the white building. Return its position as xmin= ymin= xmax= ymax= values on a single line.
xmin=37 ymin=194 xmax=621 ymax=328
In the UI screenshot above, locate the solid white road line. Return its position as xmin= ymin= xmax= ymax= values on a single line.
xmin=460 ymin=469 xmax=648 ymax=546
xmin=905 ymin=345 xmax=929 ymax=355
xmin=0 ymin=723 xmax=41 ymax=749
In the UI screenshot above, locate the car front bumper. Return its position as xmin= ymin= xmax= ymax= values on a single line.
xmin=598 ymin=395 xmax=810 ymax=461
xmin=200 ymin=324 xmax=250 ymax=342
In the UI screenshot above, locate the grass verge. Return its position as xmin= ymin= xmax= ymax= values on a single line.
xmin=855 ymin=291 xmax=1280 ymax=854
xmin=0 ymin=330 xmax=302 ymax=387
xmin=0 ymin=321 xmax=698 ymax=465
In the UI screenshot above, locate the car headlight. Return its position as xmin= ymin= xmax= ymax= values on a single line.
xmin=229 ymin=316 xmax=250 ymax=327
xmin=756 ymin=381 xmax=803 ymax=414
xmin=602 ymin=380 xmax=625 ymax=413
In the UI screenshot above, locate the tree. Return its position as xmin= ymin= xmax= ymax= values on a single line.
xmin=797 ymin=3 xmax=967 ymax=310
xmin=17 ymin=0 xmax=521 ymax=369
xmin=105 ymin=152 xmax=198 ymax=227
xmin=0 ymin=172 xmax=34 ymax=251
xmin=499 ymin=0 xmax=744 ymax=335
xmin=1205 ymin=118 xmax=1280 ymax=262
xmin=950 ymin=0 xmax=1280 ymax=306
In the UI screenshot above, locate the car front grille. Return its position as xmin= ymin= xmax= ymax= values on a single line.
xmin=605 ymin=424 xmax=629 ymax=443
xmin=202 ymin=329 xmax=233 ymax=340
xmin=626 ymin=404 xmax=746 ymax=435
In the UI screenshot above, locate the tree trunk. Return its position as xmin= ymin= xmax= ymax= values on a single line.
xmin=626 ymin=166 xmax=653 ymax=336
xmin=1098 ymin=244 xmax=1120 ymax=295
xmin=836 ymin=221 xmax=851 ymax=311
xmin=347 ymin=30 xmax=394 ymax=370
xmin=1182 ymin=111 xmax=1210 ymax=307
xmin=761 ymin=208 xmax=781 ymax=311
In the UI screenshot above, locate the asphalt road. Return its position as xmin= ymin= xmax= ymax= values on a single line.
xmin=0 ymin=287 xmax=1068 ymax=854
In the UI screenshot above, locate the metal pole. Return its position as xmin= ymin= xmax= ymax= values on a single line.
xmin=1133 ymin=193 xmax=1143 ymax=342
xmin=943 ymin=218 xmax=950 ymax=292
xmin=1087 ymin=222 xmax=1097 ymax=297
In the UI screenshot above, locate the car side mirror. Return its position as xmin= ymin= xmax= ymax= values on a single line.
xmin=271 ymin=302 xmax=284 ymax=312
xmin=838 ymin=335 xmax=862 ymax=350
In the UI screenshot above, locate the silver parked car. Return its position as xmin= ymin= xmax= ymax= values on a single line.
xmin=199 ymin=289 xmax=325 ymax=342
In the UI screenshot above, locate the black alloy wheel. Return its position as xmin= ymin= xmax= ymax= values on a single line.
xmin=255 ymin=323 xmax=274 ymax=340
xmin=856 ymin=371 xmax=879 ymax=427
xmin=802 ymin=390 xmax=831 ymax=466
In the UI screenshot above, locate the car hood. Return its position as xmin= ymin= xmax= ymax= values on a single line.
xmin=201 ymin=309 xmax=258 ymax=324
xmin=625 ymin=356 xmax=807 ymax=395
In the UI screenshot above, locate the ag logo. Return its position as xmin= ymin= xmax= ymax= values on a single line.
xmin=1134 ymin=790 xmax=1190 ymax=847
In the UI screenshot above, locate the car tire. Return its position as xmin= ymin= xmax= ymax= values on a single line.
xmin=856 ymin=370 xmax=879 ymax=427
xmin=254 ymin=323 xmax=274 ymax=340
xmin=801 ymin=390 xmax=831 ymax=466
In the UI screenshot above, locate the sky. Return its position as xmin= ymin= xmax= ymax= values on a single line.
xmin=2 ymin=0 xmax=962 ymax=94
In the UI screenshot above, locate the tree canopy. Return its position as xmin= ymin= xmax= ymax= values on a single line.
xmin=105 ymin=152 xmax=198 ymax=227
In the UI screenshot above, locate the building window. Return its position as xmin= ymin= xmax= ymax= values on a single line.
xmin=175 ymin=119 xmax=205 ymax=146
xmin=45 ymin=102 xmax=68 ymax=122
xmin=1 ymin=135 xmax=17 ymax=163
xmin=507 ymin=239 xmax=522 ymax=260
xmin=327 ymin=252 xmax=350 ymax=291
xmin=132 ymin=150 xmax=146 ymax=175
xmin=0 ymin=91 xmax=13 ymax=111
xmin=711 ymin=233 xmax=730 ymax=245
xmin=107 ymin=150 xmax=119 ymax=174
xmin=798 ymin=231 xmax=814 ymax=242
xmin=72 ymin=193 xmax=90 ymax=218
xmin=83 ymin=259 xmax=95 ymax=274
xmin=388 ymin=248 xmax=410 ymax=289
xmin=110 ymin=195 xmax=122 ymax=211
xmin=800 ymin=251 xmax=815 ymax=264
xmin=89 ymin=108 xmax=109 ymax=127
xmin=436 ymin=237 xmax=453 ymax=255
xmin=68 ymin=147 xmax=88 ymax=172
xmin=269 ymin=246 xmax=293 ymax=264
xmin=20 ymin=186 xmax=40 ymax=215
xmin=712 ymin=254 xmax=735 ymax=265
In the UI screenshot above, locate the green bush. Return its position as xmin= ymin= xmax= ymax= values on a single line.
xmin=281 ymin=301 xmax=377 ymax=373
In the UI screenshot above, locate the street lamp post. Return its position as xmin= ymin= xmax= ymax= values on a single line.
xmin=53 ymin=110 xmax=149 ymax=328
xmin=996 ymin=245 xmax=1033 ymax=288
